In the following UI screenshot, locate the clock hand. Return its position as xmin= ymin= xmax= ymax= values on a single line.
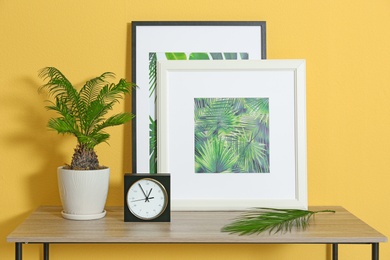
xmin=142 ymin=188 xmax=153 ymax=202
xmin=147 ymin=188 xmax=153 ymax=198
xmin=131 ymin=198 xmax=148 ymax=202
xmin=131 ymin=196 xmax=154 ymax=203
xmin=138 ymin=183 xmax=149 ymax=202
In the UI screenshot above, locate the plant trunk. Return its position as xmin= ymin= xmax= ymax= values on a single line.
xmin=71 ymin=144 xmax=99 ymax=170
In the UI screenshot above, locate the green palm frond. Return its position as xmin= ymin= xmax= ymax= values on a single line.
xmin=210 ymin=53 xmax=223 ymax=59
xmin=46 ymin=100 xmax=80 ymax=138
xmin=195 ymin=98 xmax=240 ymax=136
xmin=77 ymin=132 xmax=110 ymax=147
xmin=47 ymin=117 xmax=77 ymax=135
xmin=221 ymin=208 xmax=335 ymax=235
xmin=93 ymin=113 xmax=134 ymax=132
xmin=149 ymin=117 xmax=157 ymax=173
xmin=195 ymin=138 xmax=238 ymax=173
xmin=96 ymin=79 xmax=132 ymax=104
xmin=189 ymin=53 xmax=210 ymax=60
xmin=165 ymin=52 xmax=187 ymax=60
xmin=240 ymin=53 xmax=249 ymax=59
xmin=223 ymin=53 xmax=238 ymax=59
xmin=79 ymin=72 xmax=116 ymax=107
xmin=236 ymin=131 xmax=268 ymax=173
xmin=244 ymin=96 xmax=269 ymax=114
xmin=149 ymin=53 xmax=157 ymax=97
xmin=38 ymin=67 xmax=76 ymax=100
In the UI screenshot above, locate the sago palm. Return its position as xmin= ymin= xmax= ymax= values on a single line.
xmin=38 ymin=67 xmax=135 ymax=170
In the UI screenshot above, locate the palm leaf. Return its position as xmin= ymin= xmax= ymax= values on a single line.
xmin=210 ymin=53 xmax=223 ymax=59
xmin=149 ymin=117 xmax=157 ymax=173
xmin=47 ymin=117 xmax=77 ymax=135
xmin=38 ymin=67 xmax=80 ymax=114
xmin=77 ymin=132 xmax=110 ymax=148
xmin=195 ymin=138 xmax=237 ymax=173
xmin=195 ymin=98 xmax=240 ymax=136
xmin=45 ymin=98 xmax=79 ymax=135
xmin=94 ymin=113 xmax=134 ymax=131
xmin=80 ymin=72 xmax=115 ymax=105
xmin=223 ymin=53 xmax=238 ymax=59
xmin=240 ymin=53 xmax=249 ymax=59
xmin=149 ymin=53 xmax=157 ymax=97
xmin=221 ymin=208 xmax=335 ymax=235
xmin=96 ymin=79 xmax=132 ymax=104
xmin=165 ymin=52 xmax=187 ymax=60
xmin=38 ymin=67 xmax=75 ymax=99
xmin=189 ymin=53 xmax=210 ymax=60
xmin=235 ymin=131 xmax=268 ymax=173
xmin=79 ymin=72 xmax=116 ymax=121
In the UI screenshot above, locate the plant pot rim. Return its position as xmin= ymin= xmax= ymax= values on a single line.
xmin=58 ymin=166 xmax=109 ymax=171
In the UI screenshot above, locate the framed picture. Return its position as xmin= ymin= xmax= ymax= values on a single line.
xmin=131 ymin=21 xmax=266 ymax=173
xmin=157 ymin=60 xmax=307 ymax=210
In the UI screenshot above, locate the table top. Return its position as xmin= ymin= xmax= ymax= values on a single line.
xmin=7 ymin=206 xmax=387 ymax=244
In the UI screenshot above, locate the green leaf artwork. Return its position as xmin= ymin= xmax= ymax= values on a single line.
xmin=148 ymin=52 xmax=249 ymax=173
xmin=165 ymin=52 xmax=187 ymax=60
xmin=194 ymin=98 xmax=270 ymax=173
xmin=149 ymin=116 xmax=157 ymax=173
xmin=189 ymin=53 xmax=210 ymax=60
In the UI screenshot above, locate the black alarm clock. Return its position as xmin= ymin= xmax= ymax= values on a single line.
xmin=124 ymin=173 xmax=170 ymax=222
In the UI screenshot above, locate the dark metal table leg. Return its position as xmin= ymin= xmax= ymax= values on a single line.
xmin=43 ymin=243 xmax=50 ymax=260
xmin=15 ymin=243 xmax=22 ymax=260
xmin=332 ymin=244 xmax=338 ymax=260
xmin=372 ymin=243 xmax=379 ymax=260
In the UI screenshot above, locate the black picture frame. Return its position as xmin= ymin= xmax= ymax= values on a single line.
xmin=131 ymin=21 xmax=266 ymax=173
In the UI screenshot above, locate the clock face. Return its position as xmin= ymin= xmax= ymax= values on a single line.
xmin=126 ymin=178 xmax=168 ymax=220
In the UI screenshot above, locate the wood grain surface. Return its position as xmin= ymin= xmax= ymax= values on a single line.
xmin=7 ymin=206 xmax=387 ymax=244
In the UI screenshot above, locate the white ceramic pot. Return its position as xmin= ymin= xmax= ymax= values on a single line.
xmin=57 ymin=166 xmax=110 ymax=220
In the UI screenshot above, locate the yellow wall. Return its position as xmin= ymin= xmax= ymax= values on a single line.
xmin=1 ymin=0 xmax=389 ymax=259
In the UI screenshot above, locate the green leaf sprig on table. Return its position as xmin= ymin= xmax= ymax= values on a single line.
xmin=221 ymin=208 xmax=336 ymax=235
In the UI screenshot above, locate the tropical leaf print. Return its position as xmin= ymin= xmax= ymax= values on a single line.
xmin=223 ymin=53 xmax=237 ymax=59
xmin=194 ymin=98 xmax=270 ymax=173
xmin=195 ymin=137 xmax=238 ymax=173
xmin=148 ymin=53 xmax=157 ymax=98
xmin=189 ymin=53 xmax=210 ymax=60
xmin=149 ymin=116 xmax=157 ymax=173
xmin=165 ymin=52 xmax=187 ymax=60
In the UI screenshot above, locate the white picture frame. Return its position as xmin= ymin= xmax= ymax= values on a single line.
xmin=157 ymin=60 xmax=307 ymax=211
xmin=131 ymin=21 xmax=266 ymax=173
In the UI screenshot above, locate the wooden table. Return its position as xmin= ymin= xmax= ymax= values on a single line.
xmin=7 ymin=206 xmax=387 ymax=260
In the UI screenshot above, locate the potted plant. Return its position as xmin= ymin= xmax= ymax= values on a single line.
xmin=38 ymin=67 xmax=135 ymax=220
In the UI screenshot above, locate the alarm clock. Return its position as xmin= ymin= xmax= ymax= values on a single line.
xmin=124 ymin=173 xmax=170 ymax=222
